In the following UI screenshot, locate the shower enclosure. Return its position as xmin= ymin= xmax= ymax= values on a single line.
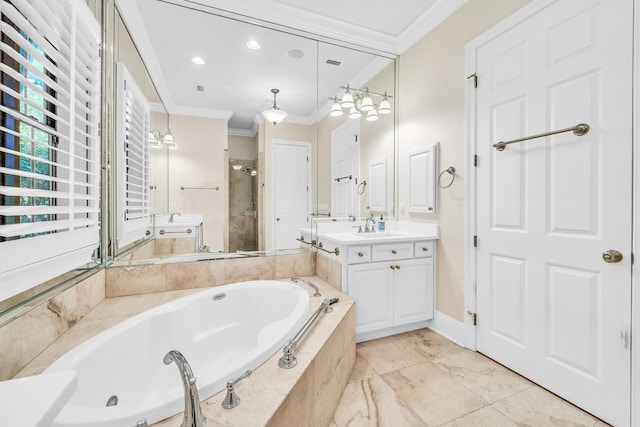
xmin=229 ymin=160 xmax=258 ymax=251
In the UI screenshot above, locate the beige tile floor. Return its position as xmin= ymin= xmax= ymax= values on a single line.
xmin=330 ymin=329 xmax=610 ymax=427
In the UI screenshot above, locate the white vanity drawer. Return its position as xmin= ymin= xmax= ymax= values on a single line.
xmin=348 ymin=245 xmax=371 ymax=264
xmin=414 ymin=241 xmax=434 ymax=258
xmin=371 ymin=242 xmax=414 ymax=262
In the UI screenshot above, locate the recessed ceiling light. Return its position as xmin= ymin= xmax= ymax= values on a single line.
xmin=287 ymin=49 xmax=304 ymax=60
xmin=191 ymin=56 xmax=205 ymax=65
xmin=246 ymin=40 xmax=260 ymax=50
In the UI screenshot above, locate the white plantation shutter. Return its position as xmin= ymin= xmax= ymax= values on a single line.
xmin=116 ymin=62 xmax=150 ymax=247
xmin=0 ymin=0 xmax=101 ymax=301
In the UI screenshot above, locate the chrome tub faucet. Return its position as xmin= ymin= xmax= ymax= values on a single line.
xmin=163 ymin=350 xmax=206 ymax=427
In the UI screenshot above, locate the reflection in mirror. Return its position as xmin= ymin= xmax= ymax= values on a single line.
xmin=111 ymin=4 xmax=168 ymax=259
xmin=316 ymin=46 xmax=396 ymax=222
xmin=114 ymin=0 xmax=397 ymax=265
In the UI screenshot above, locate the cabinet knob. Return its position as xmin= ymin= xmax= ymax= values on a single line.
xmin=391 ymin=249 xmax=397 ymax=254
xmin=422 ymin=247 xmax=429 ymax=252
xmin=358 ymin=252 xmax=364 ymax=257
xmin=395 ymin=264 xmax=401 ymax=270
xmin=389 ymin=265 xmax=395 ymax=270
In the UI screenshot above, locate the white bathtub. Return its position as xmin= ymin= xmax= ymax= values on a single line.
xmin=44 ymin=280 xmax=310 ymax=427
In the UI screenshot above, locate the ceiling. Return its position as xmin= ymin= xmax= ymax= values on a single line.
xmin=116 ymin=0 xmax=467 ymax=134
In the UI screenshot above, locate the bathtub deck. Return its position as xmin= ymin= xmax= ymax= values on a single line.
xmin=18 ymin=276 xmax=355 ymax=427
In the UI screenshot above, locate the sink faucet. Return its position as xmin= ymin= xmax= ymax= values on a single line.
xmin=169 ymin=212 xmax=181 ymax=223
xmin=163 ymin=350 xmax=206 ymax=427
xmin=364 ymin=215 xmax=376 ymax=233
xmin=291 ymin=276 xmax=321 ymax=297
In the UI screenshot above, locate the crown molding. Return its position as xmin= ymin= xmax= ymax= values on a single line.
xmin=396 ymin=0 xmax=469 ymax=54
xmin=168 ymin=105 xmax=234 ymax=120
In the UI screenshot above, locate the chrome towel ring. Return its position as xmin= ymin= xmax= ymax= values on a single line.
xmin=357 ymin=180 xmax=367 ymax=195
xmin=438 ymin=167 xmax=456 ymax=189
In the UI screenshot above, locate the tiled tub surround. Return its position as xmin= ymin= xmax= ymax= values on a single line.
xmin=0 ymin=269 xmax=106 ymax=381
xmin=12 ymin=277 xmax=354 ymax=427
xmin=106 ymin=251 xmax=315 ymax=297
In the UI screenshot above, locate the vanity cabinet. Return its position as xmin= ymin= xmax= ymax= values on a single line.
xmin=346 ymin=240 xmax=435 ymax=342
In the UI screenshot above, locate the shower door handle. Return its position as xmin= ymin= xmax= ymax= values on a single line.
xmin=602 ymin=250 xmax=623 ymax=263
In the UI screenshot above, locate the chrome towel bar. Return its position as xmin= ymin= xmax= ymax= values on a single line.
xmin=159 ymin=229 xmax=192 ymax=235
xmin=493 ymin=123 xmax=589 ymax=151
xmin=334 ymin=174 xmax=352 ymax=182
xmin=180 ymin=186 xmax=220 ymax=191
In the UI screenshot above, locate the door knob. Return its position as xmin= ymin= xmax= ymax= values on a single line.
xmin=602 ymin=250 xmax=623 ymax=263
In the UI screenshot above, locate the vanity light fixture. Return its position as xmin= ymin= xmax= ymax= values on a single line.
xmin=330 ymin=86 xmax=393 ymax=122
xmin=262 ymin=88 xmax=287 ymax=125
xmin=366 ymin=109 xmax=379 ymax=122
xmin=231 ymin=164 xmax=243 ymax=171
xmin=163 ymin=129 xmax=177 ymax=149
xmin=348 ymin=107 xmax=361 ymax=119
xmin=329 ymin=97 xmax=343 ymax=117
xmin=149 ymin=129 xmax=163 ymax=148
xmin=340 ymin=84 xmax=355 ymax=108
xmin=378 ymin=92 xmax=392 ymax=115
xmin=149 ymin=129 xmax=177 ymax=149
xmin=359 ymin=88 xmax=374 ymax=112
xmin=191 ymin=56 xmax=205 ymax=65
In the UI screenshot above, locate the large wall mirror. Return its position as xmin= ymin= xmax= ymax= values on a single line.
xmin=112 ymin=0 xmax=397 ymax=265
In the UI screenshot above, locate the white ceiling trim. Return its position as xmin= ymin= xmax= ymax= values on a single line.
xmin=173 ymin=0 xmax=468 ymax=55
xmin=170 ymin=0 xmax=398 ymax=56
xmin=170 ymin=105 xmax=234 ymax=121
xmin=229 ymin=127 xmax=255 ymax=137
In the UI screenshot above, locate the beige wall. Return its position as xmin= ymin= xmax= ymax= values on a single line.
xmin=167 ymin=114 xmax=228 ymax=251
xmin=229 ymin=135 xmax=258 ymax=161
xmin=397 ymin=0 xmax=531 ymax=321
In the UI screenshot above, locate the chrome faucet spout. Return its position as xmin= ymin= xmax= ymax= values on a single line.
xmin=169 ymin=212 xmax=181 ymax=223
xmin=364 ymin=215 xmax=377 ymax=233
xmin=163 ymin=350 xmax=206 ymax=427
xmin=291 ymin=276 xmax=321 ymax=297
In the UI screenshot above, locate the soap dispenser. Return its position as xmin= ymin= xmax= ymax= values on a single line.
xmin=378 ymin=215 xmax=385 ymax=232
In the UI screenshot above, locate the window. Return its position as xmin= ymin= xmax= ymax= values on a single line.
xmin=0 ymin=0 xmax=101 ymax=301
xmin=116 ymin=62 xmax=150 ymax=247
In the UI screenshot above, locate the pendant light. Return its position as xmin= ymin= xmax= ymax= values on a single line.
xmin=262 ymin=88 xmax=287 ymax=125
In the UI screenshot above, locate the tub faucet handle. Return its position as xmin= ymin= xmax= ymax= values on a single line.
xmin=222 ymin=369 xmax=253 ymax=409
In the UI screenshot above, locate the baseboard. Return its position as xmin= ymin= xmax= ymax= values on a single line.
xmin=426 ymin=311 xmax=466 ymax=347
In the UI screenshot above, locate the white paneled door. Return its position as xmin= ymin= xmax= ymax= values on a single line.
xmin=473 ymin=0 xmax=632 ymax=425
xmin=272 ymin=140 xmax=311 ymax=250
xmin=332 ymin=120 xmax=360 ymax=218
